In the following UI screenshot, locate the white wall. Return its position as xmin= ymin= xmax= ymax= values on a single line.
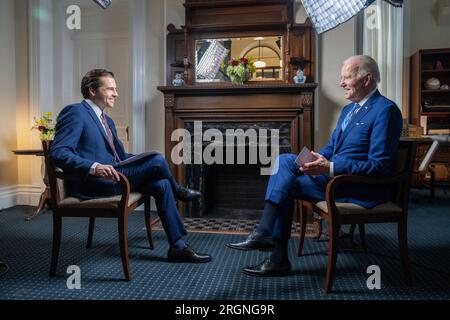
xmin=0 ymin=0 xmax=19 ymax=191
xmin=316 ymin=18 xmax=358 ymax=149
xmin=409 ymin=0 xmax=450 ymax=55
xmin=15 ymin=0 xmax=32 ymax=192
xmin=165 ymin=0 xmax=185 ymax=29
xmin=146 ymin=0 xmax=166 ymax=154
xmin=143 ymin=0 xmax=186 ymax=155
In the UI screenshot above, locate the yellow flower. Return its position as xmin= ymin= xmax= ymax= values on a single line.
xmin=32 ymin=112 xmax=57 ymax=141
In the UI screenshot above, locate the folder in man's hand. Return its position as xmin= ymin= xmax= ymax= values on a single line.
xmin=295 ymin=146 xmax=318 ymax=167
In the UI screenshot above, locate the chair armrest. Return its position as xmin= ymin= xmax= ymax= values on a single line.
xmin=327 ymin=173 xmax=406 ymax=190
xmin=51 ymin=169 xmax=132 ymax=208
xmin=324 ymin=173 xmax=406 ymax=219
xmin=53 ymin=168 xmax=131 ymax=190
xmin=117 ymin=172 xmax=131 ymax=209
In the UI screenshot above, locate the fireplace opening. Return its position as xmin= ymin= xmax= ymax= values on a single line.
xmin=183 ymin=121 xmax=292 ymax=219
xmin=204 ymin=163 xmax=269 ymax=220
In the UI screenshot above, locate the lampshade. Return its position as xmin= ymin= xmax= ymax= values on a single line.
xmin=300 ymin=0 xmax=375 ymax=34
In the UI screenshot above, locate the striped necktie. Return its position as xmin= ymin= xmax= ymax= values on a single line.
xmin=100 ymin=112 xmax=121 ymax=162
xmin=341 ymin=103 xmax=361 ymax=131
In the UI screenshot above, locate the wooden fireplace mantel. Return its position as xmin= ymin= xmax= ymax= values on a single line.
xmin=157 ymin=83 xmax=317 ymax=95
xmin=157 ymin=83 xmax=317 ymax=189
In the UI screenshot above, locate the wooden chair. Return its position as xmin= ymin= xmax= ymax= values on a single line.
xmin=297 ymin=140 xmax=416 ymax=293
xmin=42 ymin=141 xmax=156 ymax=281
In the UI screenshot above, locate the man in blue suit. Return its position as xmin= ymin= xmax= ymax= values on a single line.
xmin=50 ymin=69 xmax=211 ymax=263
xmin=227 ymin=55 xmax=403 ymax=276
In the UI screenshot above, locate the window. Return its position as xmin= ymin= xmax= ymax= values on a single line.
xmin=362 ymin=0 xmax=404 ymax=109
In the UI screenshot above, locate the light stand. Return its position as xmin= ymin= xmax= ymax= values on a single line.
xmin=417 ymin=135 xmax=450 ymax=198
xmin=418 ymin=136 xmax=450 ymax=173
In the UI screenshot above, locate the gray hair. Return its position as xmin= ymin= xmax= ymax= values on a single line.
xmin=343 ymin=55 xmax=381 ymax=83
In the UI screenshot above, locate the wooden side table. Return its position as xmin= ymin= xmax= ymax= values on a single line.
xmin=12 ymin=149 xmax=50 ymax=221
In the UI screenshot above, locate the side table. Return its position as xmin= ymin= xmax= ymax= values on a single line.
xmin=12 ymin=149 xmax=50 ymax=221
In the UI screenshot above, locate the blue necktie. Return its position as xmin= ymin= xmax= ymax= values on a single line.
xmin=341 ymin=103 xmax=361 ymax=131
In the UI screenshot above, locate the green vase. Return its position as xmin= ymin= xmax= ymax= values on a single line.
xmin=230 ymin=70 xmax=250 ymax=85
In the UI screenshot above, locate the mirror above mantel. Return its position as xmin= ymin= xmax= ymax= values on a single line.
xmin=164 ymin=0 xmax=316 ymax=86
xmin=195 ymin=36 xmax=283 ymax=83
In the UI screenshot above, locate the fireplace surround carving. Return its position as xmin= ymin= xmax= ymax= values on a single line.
xmin=158 ymin=83 xmax=317 ymax=216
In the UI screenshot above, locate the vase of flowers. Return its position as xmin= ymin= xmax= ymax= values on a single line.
xmin=32 ymin=112 xmax=56 ymax=141
xmin=223 ymin=56 xmax=256 ymax=85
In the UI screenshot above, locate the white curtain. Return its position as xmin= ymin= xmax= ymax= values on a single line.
xmin=363 ymin=0 xmax=403 ymax=110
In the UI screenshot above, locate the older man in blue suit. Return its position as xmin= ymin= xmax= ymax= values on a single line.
xmin=227 ymin=55 xmax=403 ymax=276
xmin=50 ymin=69 xmax=211 ymax=263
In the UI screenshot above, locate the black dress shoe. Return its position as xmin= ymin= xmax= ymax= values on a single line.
xmin=168 ymin=245 xmax=211 ymax=263
xmin=242 ymin=258 xmax=291 ymax=277
xmin=226 ymin=231 xmax=274 ymax=251
xmin=175 ymin=187 xmax=201 ymax=202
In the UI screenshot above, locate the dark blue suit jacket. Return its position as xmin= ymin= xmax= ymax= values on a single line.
xmin=50 ymin=101 xmax=133 ymax=198
xmin=319 ymin=89 xmax=403 ymax=208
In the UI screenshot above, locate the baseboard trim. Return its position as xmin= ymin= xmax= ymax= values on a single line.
xmin=0 ymin=185 xmax=154 ymax=211
xmin=0 ymin=185 xmax=43 ymax=210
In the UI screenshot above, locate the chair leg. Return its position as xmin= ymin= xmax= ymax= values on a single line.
xmin=144 ymin=196 xmax=154 ymax=250
xmin=398 ymin=218 xmax=412 ymax=286
xmin=50 ymin=214 xmax=62 ymax=277
xmin=118 ymin=215 xmax=131 ymax=281
xmin=359 ymin=224 xmax=367 ymax=253
xmin=324 ymin=223 xmax=339 ymax=294
xmin=86 ymin=217 xmax=95 ymax=249
xmin=297 ymin=202 xmax=307 ymax=256
xmin=349 ymin=224 xmax=357 ymax=247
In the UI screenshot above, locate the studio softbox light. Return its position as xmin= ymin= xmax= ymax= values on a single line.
xmin=300 ymin=0 xmax=376 ymax=34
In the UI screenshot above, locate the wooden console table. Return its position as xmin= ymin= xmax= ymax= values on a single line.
xmin=12 ymin=149 xmax=50 ymax=221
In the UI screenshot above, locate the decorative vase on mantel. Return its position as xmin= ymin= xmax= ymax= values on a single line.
xmin=229 ymin=70 xmax=251 ymax=85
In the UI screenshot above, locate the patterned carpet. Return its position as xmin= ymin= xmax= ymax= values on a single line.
xmin=0 ymin=189 xmax=449 ymax=300
xmin=152 ymin=217 xmax=317 ymax=236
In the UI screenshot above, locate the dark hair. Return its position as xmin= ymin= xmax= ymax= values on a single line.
xmin=80 ymin=69 xmax=115 ymax=99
